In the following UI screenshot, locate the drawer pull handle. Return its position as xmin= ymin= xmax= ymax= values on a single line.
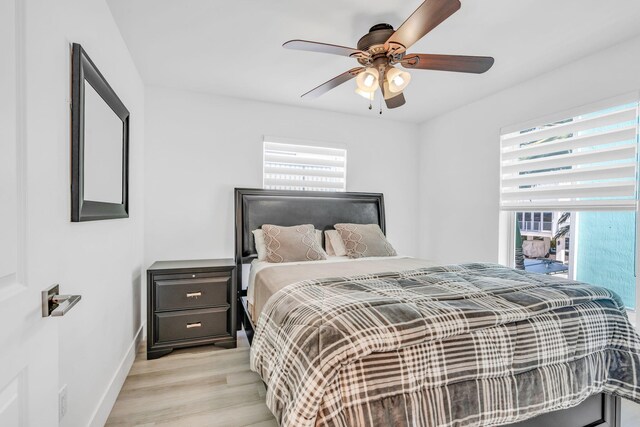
xmin=186 ymin=322 xmax=202 ymax=329
xmin=186 ymin=292 xmax=202 ymax=298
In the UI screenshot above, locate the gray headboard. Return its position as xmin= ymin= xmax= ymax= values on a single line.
xmin=234 ymin=188 xmax=386 ymax=296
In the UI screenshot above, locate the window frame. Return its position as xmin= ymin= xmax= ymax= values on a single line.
xmin=498 ymin=93 xmax=640 ymax=328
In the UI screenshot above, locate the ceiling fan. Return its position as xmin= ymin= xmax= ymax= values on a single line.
xmin=283 ymin=0 xmax=494 ymax=109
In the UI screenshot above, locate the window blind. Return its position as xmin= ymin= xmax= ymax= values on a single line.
xmin=263 ymin=140 xmax=346 ymax=191
xmin=500 ymin=96 xmax=639 ymax=211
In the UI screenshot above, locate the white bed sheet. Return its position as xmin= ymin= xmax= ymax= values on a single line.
xmin=247 ymin=255 xmax=416 ymax=317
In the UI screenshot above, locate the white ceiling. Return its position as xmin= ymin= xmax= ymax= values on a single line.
xmin=107 ymin=0 xmax=640 ymax=123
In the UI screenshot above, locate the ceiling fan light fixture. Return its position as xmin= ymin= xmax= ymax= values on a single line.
xmin=386 ymin=67 xmax=411 ymax=93
xmin=355 ymin=67 xmax=379 ymax=92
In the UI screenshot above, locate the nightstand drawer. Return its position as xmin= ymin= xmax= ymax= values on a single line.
xmin=155 ymin=276 xmax=229 ymax=311
xmin=155 ymin=307 xmax=229 ymax=343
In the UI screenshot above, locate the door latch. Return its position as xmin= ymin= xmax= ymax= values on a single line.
xmin=42 ymin=284 xmax=82 ymax=317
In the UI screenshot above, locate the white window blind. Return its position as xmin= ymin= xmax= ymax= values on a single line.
xmin=500 ymin=95 xmax=639 ymax=211
xmin=263 ymin=140 xmax=346 ymax=191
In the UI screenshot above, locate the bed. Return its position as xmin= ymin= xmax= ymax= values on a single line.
xmin=234 ymin=188 xmax=639 ymax=427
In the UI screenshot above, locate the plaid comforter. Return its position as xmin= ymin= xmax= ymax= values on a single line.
xmin=250 ymin=263 xmax=640 ymax=427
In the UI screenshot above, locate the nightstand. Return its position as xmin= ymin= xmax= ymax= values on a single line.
xmin=146 ymin=259 xmax=236 ymax=360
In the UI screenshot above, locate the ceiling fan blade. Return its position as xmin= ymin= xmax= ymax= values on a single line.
xmin=283 ymin=40 xmax=367 ymax=58
xmin=402 ymin=54 xmax=494 ymax=73
xmin=301 ymin=67 xmax=364 ymax=99
xmin=386 ymin=0 xmax=461 ymax=52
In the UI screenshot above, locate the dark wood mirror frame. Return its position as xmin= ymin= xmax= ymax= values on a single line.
xmin=71 ymin=43 xmax=129 ymax=222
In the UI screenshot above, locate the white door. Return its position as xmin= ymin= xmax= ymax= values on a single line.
xmin=0 ymin=0 xmax=60 ymax=425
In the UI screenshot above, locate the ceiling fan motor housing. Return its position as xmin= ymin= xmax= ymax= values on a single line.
xmin=356 ymin=23 xmax=396 ymax=63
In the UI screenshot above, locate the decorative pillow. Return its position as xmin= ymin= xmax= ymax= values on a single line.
xmin=261 ymin=224 xmax=327 ymax=263
xmin=324 ymin=230 xmax=347 ymax=257
xmin=334 ymin=223 xmax=397 ymax=259
xmin=254 ymin=229 xmax=323 ymax=261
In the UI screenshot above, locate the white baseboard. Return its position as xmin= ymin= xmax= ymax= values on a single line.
xmin=88 ymin=323 xmax=144 ymax=427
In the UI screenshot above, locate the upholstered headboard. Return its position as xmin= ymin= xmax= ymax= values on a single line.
xmin=234 ymin=188 xmax=386 ymax=296
xmin=234 ymin=188 xmax=386 ymax=261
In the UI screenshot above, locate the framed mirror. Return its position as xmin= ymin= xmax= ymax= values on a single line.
xmin=71 ymin=43 xmax=129 ymax=222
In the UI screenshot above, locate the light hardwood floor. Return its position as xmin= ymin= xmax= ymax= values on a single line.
xmin=105 ymin=331 xmax=276 ymax=426
xmin=107 ymin=330 xmax=640 ymax=427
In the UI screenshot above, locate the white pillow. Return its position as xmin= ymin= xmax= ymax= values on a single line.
xmin=325 ymin=230 xmax=347 ymax=257
xmin=315 ymin=229 xmax=323 ymax=248
xmin=252 ymin=229 xmax=268 ymax=260
xmin=253 ymin=229 xmax=323 ymax=261
xmin=324 ymin=230 xmax=335 ymax=256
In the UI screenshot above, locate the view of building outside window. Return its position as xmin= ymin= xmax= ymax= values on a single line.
xmin=517 ymin=210 xmax=636 ymax=310
xmin=575 ymin=211 xmax=636 ymax=309
xmin=516 ymin=211 xmax=570 ymax=276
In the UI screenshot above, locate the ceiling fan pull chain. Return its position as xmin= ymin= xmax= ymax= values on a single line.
xmin=379 ymin=97 xmax=383 ymax=115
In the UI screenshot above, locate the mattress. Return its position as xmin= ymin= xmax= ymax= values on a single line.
xmin=247 ymin=256 xmax=439 ymax=322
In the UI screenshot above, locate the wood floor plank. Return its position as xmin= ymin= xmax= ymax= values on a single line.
xmin=152 ymin=401 xmax=275 ymax=426
xmin=106 ymin=330 xmax=640 ymax=426
xmin=244 ymin=420 xmax=279 ymax=427
xmin=105 ymin=332 xmax=276 ymax=426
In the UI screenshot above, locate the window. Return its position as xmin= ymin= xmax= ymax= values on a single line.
xmin=501 ymin=94 xmax=640 ymax=310
xmin=263 ymin=139 xmax=346 ymax=192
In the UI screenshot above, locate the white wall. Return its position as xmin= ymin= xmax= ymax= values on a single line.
xmin=417 ymin=34 xmax=640 ymax=264
xmin=145 ymin=87 xmax=419 ymax=269
xmin=24 ymin=0 xmax=144 ymax=425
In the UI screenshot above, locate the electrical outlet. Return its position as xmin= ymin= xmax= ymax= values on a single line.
xmin=58 ymin=384 xmax=68 ymax=421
